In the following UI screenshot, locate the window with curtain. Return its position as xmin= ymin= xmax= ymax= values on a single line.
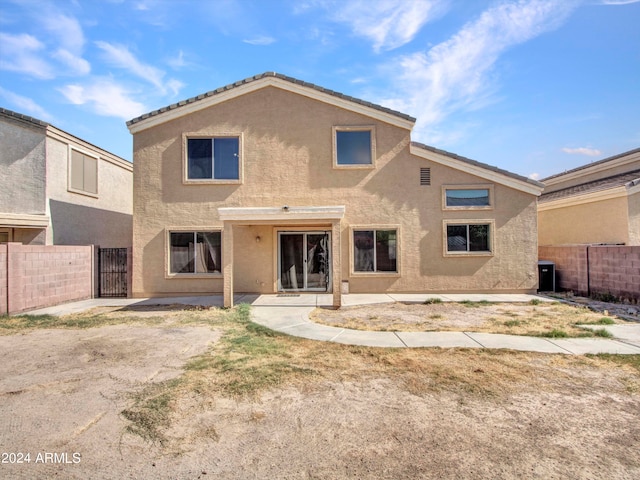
xmin=353 ymin=229 xmax=397 ymax=272
xmin=169 ymin=231 xmax=221 ymax=274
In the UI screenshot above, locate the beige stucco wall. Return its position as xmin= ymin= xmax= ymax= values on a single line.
xmin=132 ymin=85 xmax=538 ymax=296
xmin=628 ymin=190 xmax=640 ymax=245
xmin=538 ymin=196 xmax=629 ymax=246
xmin=0 ymin=118 xmax=46 ymax=215
xmin=45 ymin=131 xmax=133 ymax=247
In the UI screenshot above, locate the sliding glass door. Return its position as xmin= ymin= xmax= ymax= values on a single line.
xmin=278 ymin=232 xmax=330 ymax=291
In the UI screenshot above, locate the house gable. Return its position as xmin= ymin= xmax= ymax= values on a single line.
xmin=127 ymin=72 xmax=416 ymax=134
xmin=410 ymin=142 xmax=543 ymax=196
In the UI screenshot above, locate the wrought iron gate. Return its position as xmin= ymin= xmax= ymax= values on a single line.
xmin=98 ymin=248 xmax=128 ymax=297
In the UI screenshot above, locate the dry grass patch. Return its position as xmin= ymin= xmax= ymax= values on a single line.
xmin=310 ymin=301 xmax=629 ymax=337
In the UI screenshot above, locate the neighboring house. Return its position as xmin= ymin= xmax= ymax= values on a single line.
xmin=127 ymin=72 xmax=543 ymax=307
xmin=538 ymin=148 xmax=640 ymax=246
xmin=0 ymin=108 xmax=133 ymax=247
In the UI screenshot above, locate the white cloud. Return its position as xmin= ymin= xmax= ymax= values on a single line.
xmin=529 ymin=172 xmax=541 ymax=180
xmin=40 ymin=12 xmax=85 ymax=54
xmin=561 ymin=147 xmax=602 ymax=156
xmin=0 ymin=32 xmax=54 ymax=79
xmin=0 ymin=86 xmax=54 ymax=121
xmin=53 ymin=48 xmax=91 ymax=75
xmin=332 ymin=0 xmax=446 ymax=52
xmin=95 ymin=41 xmax=182 ymax=96
xmin=59 ymin=78 xmax=147 ymax=120
xmin=243 ymin=35 xmax=276 ymax=46
xmin=380 ymin=0 xmax=579 ymax=140
xmin=599 ymin=0 xmax=640 ymax=4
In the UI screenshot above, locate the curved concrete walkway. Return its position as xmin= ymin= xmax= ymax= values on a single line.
xmin=25 ymin=293 xmax=640 ymax=355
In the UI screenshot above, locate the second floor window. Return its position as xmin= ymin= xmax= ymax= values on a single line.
xmin=187 ymin=137 xmax=239 ymax=180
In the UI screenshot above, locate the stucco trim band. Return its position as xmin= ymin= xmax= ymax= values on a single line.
xmin=537 ymin=186 xmax=629 ymax=211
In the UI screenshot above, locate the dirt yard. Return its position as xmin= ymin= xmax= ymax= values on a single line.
xmin=0 ymin=305 xmax=639 ymax=479
xmin=310 ymin=300 xmax=633 ymax=337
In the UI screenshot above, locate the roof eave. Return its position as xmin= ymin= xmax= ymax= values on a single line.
xmin=410 ymin=142 xmax=544 ymax=196
xmin=127 ymin=73 xmax=416 ymax=134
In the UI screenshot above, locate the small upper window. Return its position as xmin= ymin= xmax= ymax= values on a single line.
xmin=334 ymin=127 xmax=375 ymax=168
xmin=187 ymin=137 xmax=239 ymax=181
xmin=69 ymin=149 xmax=98 ymax=195
xmin=445 ymin=189 xmax=490 ymax=207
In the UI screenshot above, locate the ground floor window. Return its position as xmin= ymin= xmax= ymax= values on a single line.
xmin=169 ymin=231 xmax=221 ymax=274
xmin=353 ymin=229 xmax=397 ymax=272
xmin=446 ymin=224 xmax=491 ymax=253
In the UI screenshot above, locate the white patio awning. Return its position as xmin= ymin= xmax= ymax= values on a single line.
xmin=218 ymin=205 xmax=345 ymax=222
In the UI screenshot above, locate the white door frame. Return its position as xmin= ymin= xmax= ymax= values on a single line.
xmin=277 ymin=231 xmax=331 ymax=292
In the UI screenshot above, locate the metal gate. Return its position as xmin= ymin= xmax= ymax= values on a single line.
xmin=99 ymin=248 xmax=128 ymax=297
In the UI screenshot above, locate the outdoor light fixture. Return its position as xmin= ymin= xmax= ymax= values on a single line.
xmin=283 ymin=205 xmax=289 ymax=211
xmin=255 ymin=236 xmax=261 ymax=243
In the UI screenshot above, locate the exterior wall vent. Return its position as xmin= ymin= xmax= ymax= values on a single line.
xmin=420 ymin=167 xmax=431 ymax=186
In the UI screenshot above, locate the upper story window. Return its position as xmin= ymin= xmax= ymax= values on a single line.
xmin=185 ymin=136 xmax=241 ymax=183
xmin=443 ymin=185 xmax=493 ymax=210
xmin=69 ymin=148 xmax=98 ymax=196
xmin=333 ymin=126 xmax=375 ymax=168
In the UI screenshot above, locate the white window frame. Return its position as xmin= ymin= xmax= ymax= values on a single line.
xmin=68 ymin=146 xmax=99 ymax=198
xmin=165 ymin=227 xmax=223 ymax=278
xmin=442 ymin=184 xmax=494 ymax=211
xmin=350 ymin=225 xmax=400 ymax=276
xmin=332 ymin=126 xmax=376 ymax=169
xmin=443 ymin=220 xmax=495 ymax=257
xmin=182 ymin=133 xmax=243 ymax=185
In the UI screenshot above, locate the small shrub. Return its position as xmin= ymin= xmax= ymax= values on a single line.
xmin=597 ymin=317 xmax=615 ymax=325
xmin=503 ymin=320 xmax=521 ymax=327
xmin=539 ymin=329 xmax=569 ymax=338
xmin=593 ymin=328 xmax=613 ymax=338
xmin=530 ymin=299 xmax=541 ymax=306
xmin=424 ymin=298 xmax=442 ymax=305
xmin=592 ymin=292 xmax=619 ymax=303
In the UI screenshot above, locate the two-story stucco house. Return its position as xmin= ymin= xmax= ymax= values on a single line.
xmin=0 ymin=107 xmax=133 ymax=247
xmin=127 ymin=73 xmax=543 ymax=307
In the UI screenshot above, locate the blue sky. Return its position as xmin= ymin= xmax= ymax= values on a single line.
xmin=1 ymin=0 xmax=638 ymax=180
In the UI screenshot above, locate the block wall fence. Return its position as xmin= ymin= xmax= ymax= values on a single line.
xmin=0 ymin=243 xmax=95 ymax=315
xmin=539 ymin=245 xmax=640 ymax=303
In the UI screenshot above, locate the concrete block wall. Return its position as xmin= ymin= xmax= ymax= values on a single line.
xmin=589 ymin=246 xmax=640 ymax=302
xmin=539 ymin=245 xmax=589 ymax=295
xmin=1 ymin=243 xmax=94 ymax=315
xmin=539 ymin=245 xmax=640 ymax=302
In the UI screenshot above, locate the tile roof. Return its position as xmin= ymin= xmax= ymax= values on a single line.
xmin=411 ymin=141 xmax=545 ymax=188
xmin=127 ymin=72 xmax=416 ymax=127
xmin=541 ymin=147 xmax=640 ymax=182
xmin=0 ymin=107 xmax=49 ymax=129
xmin=539 ymin=169 xmax=640 ymax=203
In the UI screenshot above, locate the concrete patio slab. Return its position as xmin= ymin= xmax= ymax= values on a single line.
xmin=464 ymin=332 xmax=570 ymax=353
xmin=396 ymin=331 xmax=482 ymax=348
xmin=251 ymin=306 xmax=315 ymax=330
xmin=549 ymin=338 xmax=640 ymax=355
xmin=340 ymin=294 xmax=395 ymax=307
